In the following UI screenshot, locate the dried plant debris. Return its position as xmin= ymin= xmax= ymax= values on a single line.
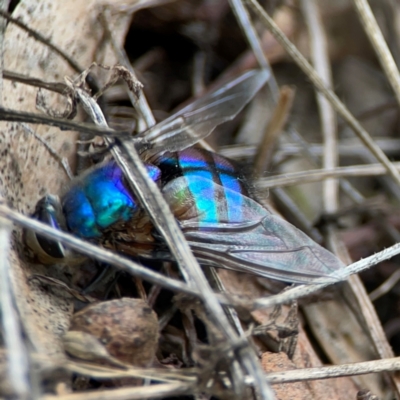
xmin=3 ymin=0 xmax=400 ymax=399
xmin=67 ymin=298 xmax=159 ymax=367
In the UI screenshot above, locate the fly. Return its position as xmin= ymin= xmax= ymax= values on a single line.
xmin=25 ymin=69 xmax=345 ymax=284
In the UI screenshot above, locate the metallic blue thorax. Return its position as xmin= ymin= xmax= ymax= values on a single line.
xmin=62 ymin=160 xmax=161 ymax=238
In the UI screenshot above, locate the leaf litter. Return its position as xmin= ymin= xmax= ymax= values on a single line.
xmin=2 ymin=0 xmax=400 ymax=399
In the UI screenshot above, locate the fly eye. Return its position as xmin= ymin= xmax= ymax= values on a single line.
xmin=25 ymin=194 xmax=67 ymax=263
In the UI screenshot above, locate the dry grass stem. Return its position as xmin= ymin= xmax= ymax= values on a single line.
xmin=253 ymin=86 xmax=295 ymax=177
xmin=258 ymin=162 xmax=400 ymax=189
xmin=352 ymin=0 xmax=400 ymax=108
xmin=266 ymin=356 xmax=400 ymax=383
xmin=300 ymin=0 xmax=338 ymax=213
xmin=100 ymin=9 xmax=156 ymax=128
xmin=0 ymin=215 xmax=30 ymax=398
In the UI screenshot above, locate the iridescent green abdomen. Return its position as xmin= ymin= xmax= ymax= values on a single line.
xmin=154 ymin=148 xmax=253 ymax=224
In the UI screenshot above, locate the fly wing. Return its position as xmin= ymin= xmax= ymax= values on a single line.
xmin=137 ymin=69 xmax=270 ymax=153
xmin=182 ymin=216 xmax=345 ymax=284
xmin=162 ymin=176 xmax=345 ymax=284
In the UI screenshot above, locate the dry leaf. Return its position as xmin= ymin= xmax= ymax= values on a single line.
xmin=1 ymin=0 xmax=140 ymax=361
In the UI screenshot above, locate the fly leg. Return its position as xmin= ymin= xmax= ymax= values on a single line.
xmin=252 ymin=302 xmax=299 ymax=359
xmin=81 ymin=262 xmax=115 ymax=295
